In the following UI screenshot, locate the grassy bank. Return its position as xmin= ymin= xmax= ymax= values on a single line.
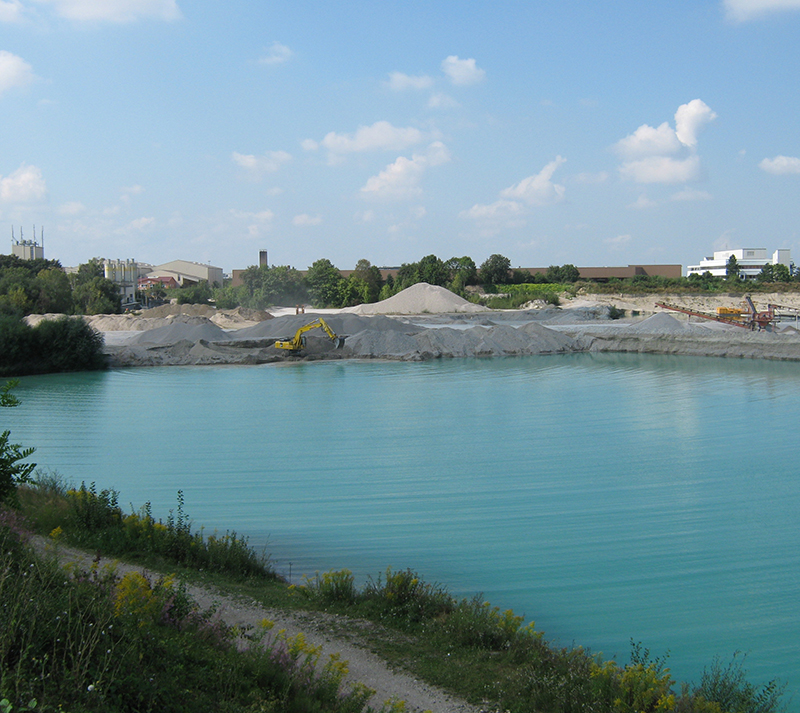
xmin=3 ymin=476 xmax=789 ymax=713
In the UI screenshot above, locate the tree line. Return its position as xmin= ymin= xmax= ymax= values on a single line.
xmin=209 ymin=254 xmax=582 ymax=310
xmin=0 ymin=255 xmax=122 ymax=318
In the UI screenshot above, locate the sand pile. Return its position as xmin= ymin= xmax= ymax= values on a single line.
xmin=126 ymin=320 xmax=233 ymax=345
xmin=345 ymin=283 xmax=489 ymax=315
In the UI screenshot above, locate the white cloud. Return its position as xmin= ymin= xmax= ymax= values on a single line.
xmin=230 ymin=209 xmax=274 ymax=222
xmin=121 ymin=184 xmax=144 ymax=195
xmin=460 ymin=199 xmax=524 ymax=221
xmin=360 ymin=141 xmax=451 ymax=200
xmin=0 ymin=51 xmax=36 ymax=97
xmin=259 ymin=42 xmax=293 ymax=66
xmin=619 ymin=155 xmax=702 ymax=183
xmin=0 ymin=164 xmax=46 ymax=202
xmin=128 ymin=216 xmax=154 ymax=230
xmin=232 ymin=150 xmax=292 ymax=176
xmin=317 ymin=121 xmax=425 ymax=160
xmin=671 ymin=188 xmax=713 ymax=201
xmin=759 ymin=155 xmax=800 ymax=174
xmin=386 ymin=71 xmax=433 ymax=91
xmin=615 ymin=122 xmax=681 ymax=158
xmin=354 ymin=210 xmax=374 ymax=223
xmin=293 ymin=213 xmax=322 ymax=226
xmin=674 ymin=99 xmax=717 ymax=147
xmin=300 ymin=139 xmax=318 ymax=151
xmin=499 ymin=156 xmax=566 ymax=206
xmin=616 ymin=100 xmax=715 ymax=184
xmin=30 ymin=0 xmax=182 ymax=22
xmin=724 ymin=0 xmax=800 ymax=22
xmin=0 ymin=0 xmax=23 ymax=22
xmin=441 ymin=55 xmax=485 ymax=86
xmin=628 ymin=195 xmax=658 ymax=209
xmin=427 ymin=92 xmax=459 ymax=109
xmin=58 ymin=200 xmax=85 ymax=215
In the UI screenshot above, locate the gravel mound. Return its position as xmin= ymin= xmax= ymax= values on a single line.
xmin=232 ymin=314 xmax=413 ymax=341
xmin=126 ymin=320 xmax=233 ymax=345
xmin=629 ymin=312 xmax=691 ymax=333
xmin=346 ymin=283 xmax=489 ymax=314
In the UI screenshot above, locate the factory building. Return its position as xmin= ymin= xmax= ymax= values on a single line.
xmin=686 ymin=248 xmax=793 ymax=279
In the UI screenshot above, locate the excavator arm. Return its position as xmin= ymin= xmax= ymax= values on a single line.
xmin=274 ymin=317 xmax=345 ymax=352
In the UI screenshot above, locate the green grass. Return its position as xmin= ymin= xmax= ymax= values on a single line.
xmin=5 ymin=474 xmax=790 ymax=713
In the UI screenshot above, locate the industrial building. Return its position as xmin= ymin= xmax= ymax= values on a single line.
xmin=686 ymin=249 xmax=793 ymax=279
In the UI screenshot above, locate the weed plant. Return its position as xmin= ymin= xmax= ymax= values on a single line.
xmin=292 ymin=568 xmax=787 ymax=713
xmin=0 ymin=513 xmax=381 ymax=713
xmin=18 ymin=474 xmax=276 ymax=581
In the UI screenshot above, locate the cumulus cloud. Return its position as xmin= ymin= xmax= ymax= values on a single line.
xmin=628 ymin=195 xmax=658 ymax=209
xmin=759 ymin=155 xmax=800 ymax=174
xmin=675 ymin=99 xmax=717 ymax=147
xmin=500 ymin=156 xmax=566 ymax=206
xmin=128 ymin=216 xmax=154 ymax=230
xmin=461 ymin=157 xmax=566 ymax=226
xmin=619 ymin=155 xmax=702 ymax=184
xmin=232 ymin=150 xmax=292 ymax=176
xmin=230 ymin=209 xmax=274 ymax=222
xmin=386 ymin=71 xmax=433 ymax=91
xmin=724 ymin=0 xmax=800 ymax=21
xmin=616 ymin=100 xmax=715 ymax=184
xmin=293 ymin=213 xmax=322 ymax=226
xmin=428 ymin=92 xmax=459 ymax=109
xmin=0 ymin=164 xmax=46 ymax=202
xmin=360 ymin=141 xmax=450 ymax=200
xmin=460 ymin=199 xmax=525 ymax=221
xmin=30 ymin=0 xmax=182 ymax=22
xmin=259 ymin=42 xmax=293 ymax=65
xmin=323 ymin=121 xmax=424 ymax=154
xmin=0 ymin=51 xmax=36 ymax=97
xmin=615 ymin=122 xmax=681 ymax=158
xmin=441 ymin=55 xmax=485 ymax=86
xmin=0 ymin=0 xmax=23 ymax=22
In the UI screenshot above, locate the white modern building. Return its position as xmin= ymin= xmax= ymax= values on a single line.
xmin=686 ymin=248 xmax=793 ymax=279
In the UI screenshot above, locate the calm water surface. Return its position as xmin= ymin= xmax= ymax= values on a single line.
xmin=6 ymin=354 xmax=799 ymax=705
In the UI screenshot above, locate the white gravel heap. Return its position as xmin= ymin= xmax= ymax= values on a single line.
xmin=345 ymin=283 xmax=489 ymax=314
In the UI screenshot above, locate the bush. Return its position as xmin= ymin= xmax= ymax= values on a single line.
xmin=0 ymin=315 xmax=106 ymax=376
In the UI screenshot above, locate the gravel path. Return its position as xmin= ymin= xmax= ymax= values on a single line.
xmin=31 ymin=537 xmax=485 ymax=713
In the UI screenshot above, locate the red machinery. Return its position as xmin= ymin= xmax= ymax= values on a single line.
xmin=654 ymin=295 xmax=775 ymax=331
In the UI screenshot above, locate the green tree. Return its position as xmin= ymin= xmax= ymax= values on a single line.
xmin=0 ymin=381 xmax=36 ymax=504
xmin=34 ymin=267 xmax=73 ymax=313
xmin=446 ymin=256 xmax=478 ymax=291
xmin=352 ymin=259 xmax=384 ymax=302
xmin=416 ymin=254 xmax=448 ymax=287
xmin=72 ymin=276 xmax=122 ymax=314
xmin=480 ymin=254 xmax=512 ymax=286
xmin=773 ymin=263 xmax=791 ymax=282
xmin=560 ymin=264 xmax=580 ymax=282
xmin=307 ymin=258 xmax=345 ymax=307
xmin=726 ymin=255 xmax=741 ymax=281
xmin=175 ymin=280 xmax=213 ymax=305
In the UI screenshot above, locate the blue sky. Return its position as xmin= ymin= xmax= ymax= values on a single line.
xmin=1 ymin=0 xmax=799 ymax=273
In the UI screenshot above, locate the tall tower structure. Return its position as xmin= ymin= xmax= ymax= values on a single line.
xmin=259 ymin=250 xmax=268 ymax=267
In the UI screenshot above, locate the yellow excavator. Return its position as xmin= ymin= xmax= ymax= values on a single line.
xmin=274 ymin=317 xmax=346 ymax=353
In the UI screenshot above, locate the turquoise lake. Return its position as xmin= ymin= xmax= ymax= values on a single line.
xmin=5 ymin=354 xmax=799 ymax=706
